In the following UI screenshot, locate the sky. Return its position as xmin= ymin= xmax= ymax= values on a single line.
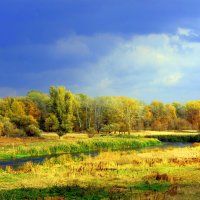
xmin=1 ymin=0 xmax=200 ymax=102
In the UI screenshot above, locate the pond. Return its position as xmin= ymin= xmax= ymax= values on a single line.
xmin=0 ymin=142 xmax=192 ymax=170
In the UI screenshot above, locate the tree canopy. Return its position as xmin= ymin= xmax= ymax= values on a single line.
xmin=0 ymin=86 xmax=199 ymax=137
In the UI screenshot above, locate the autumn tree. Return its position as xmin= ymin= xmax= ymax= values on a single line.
xmin=49 ymin=86 xmax=74 ymax=133
xmin=186 ymin=101 xmax=200 ymax=130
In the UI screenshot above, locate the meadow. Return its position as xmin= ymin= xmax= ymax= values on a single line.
xmin=0 ymin=132 xmax=200 ymax=199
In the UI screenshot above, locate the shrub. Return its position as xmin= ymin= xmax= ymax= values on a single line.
xmin=11 ymin=115 xmax=38 ymax=129
xmin=87 ymin=127 xmax=97 ymax=138
xmin=0 ymin=122 xmax=4 ymax=136
xmin=9 ymin=128 xmax=26 ymax=137
xmin=101 ymin=124 xmax=113 ymax=134
xmin=3 ymin=120 xmax=16 ymax=137
xmin=25 ymin=125 xmax=41 ymax=137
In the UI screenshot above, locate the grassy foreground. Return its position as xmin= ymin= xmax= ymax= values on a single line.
xmin=0 ymin=145 xmax=200 ymax=199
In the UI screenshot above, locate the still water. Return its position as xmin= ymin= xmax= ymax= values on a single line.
xmin=0 ymin=142 xmax=192 ymax=169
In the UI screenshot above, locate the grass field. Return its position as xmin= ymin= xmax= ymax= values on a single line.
xmin=0 ymin=131 xmax=200 ymax=199
xmin=0 ymin=145 xmax=200 ymax=199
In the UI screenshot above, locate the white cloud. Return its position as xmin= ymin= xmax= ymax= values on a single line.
xmin=177 ymin=27 xmax=198 ymax=37
xmin=177 ymin=27 xmax=192 ymax=36
xmin=163 ymin=73 xmax=183 ymax=86
xmin=151 ymin=73 xmax=183 ymax=86
xmin=19 ymin=28 xmax=200 ymax=102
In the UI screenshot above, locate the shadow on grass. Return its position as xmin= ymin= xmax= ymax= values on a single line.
xmin=0 ymin=183 xmax=179 ymax=200
xmin=132 ymin=182 xmax=170 ymax=192
xmin=146 ymin=134 xmax=200 ymax=143
xmin=0 ymin=186 xmax=130 ymax=200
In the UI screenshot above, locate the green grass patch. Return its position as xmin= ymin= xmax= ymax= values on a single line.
xmin=0 ymin=137 xmax=161 ymax=160
xmin=133 ymin=182 xmax=170 ymax=192
xmin=0 ymin=186 xmax=130 ymax=200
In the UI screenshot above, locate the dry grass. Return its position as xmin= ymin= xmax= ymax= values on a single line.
xmin=41 ymin=133 xmax=60 ymax=140
xmin=1 ymin=132 xmax=200 ymax=198
xmin=61 ymin=133 xmax=88 ymax=140
xmin=0 ymin=137 xmax=46 ymax=147
xmin=1 ymin=145 xmax=200 ymax=193
xmin=132 ymin=130 xmax=198 ymax=137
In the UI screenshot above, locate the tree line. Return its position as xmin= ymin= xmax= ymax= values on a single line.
xmin=0 ymin=86 xmax=199 ymax=137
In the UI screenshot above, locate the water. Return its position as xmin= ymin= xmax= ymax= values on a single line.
xmin=0 ymin=142 xmax=192 ymax=170
xmin=142 ymin=142 xmax=192 ymax=150
xmin=0 ymin=151 xmax=99 ymax=170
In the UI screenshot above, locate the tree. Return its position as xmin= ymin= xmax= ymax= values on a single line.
xmin=11 ymin=100 xmax=25 ymax=116
xmin=45 ymin=114 xmax=59 ymax=132
xmin=49 ymin=86 xmax=74 ymax=133
xmin=186 ymin=101 xmax=200 ymax=130
xmin=74 ymin=94 xmax=93 ymax=131
xmin=116 ymin=96 xmax=143 ymax=133
xmin=27 ymin=90 xmax=50 ymax=130
xmin=172 ymin=102 xmax=186 ymax=119
xmin=143 ymin=105 xmax=153 ymax=130
xmin=26 ymin=90 xmax=50 ymax=112
xmin=165 ymin=104 xmax=177 ymax=130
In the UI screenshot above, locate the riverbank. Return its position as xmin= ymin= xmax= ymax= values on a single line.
xmin=0 ymin=136 xmax=161 ymax=160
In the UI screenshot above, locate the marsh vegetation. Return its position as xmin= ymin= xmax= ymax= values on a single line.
xmin=0 ymin=132 xmax=199 ymax=199
xmin=0 ymin=137 xmax=199 ymax=199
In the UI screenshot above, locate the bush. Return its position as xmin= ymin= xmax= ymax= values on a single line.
xmin=25 ymin=125 xmax=41 ymax=137
xmin=0 ymin=122 xmax=4 ymax=136
xmin=101 ymin=125 xmax=112 ymax=134
xmin=11 ymin=115 xmax=38 ymax=129
xmin=9 ymin=128 xmax=26 ymax=137
xmin=0 ymin=116 xmax=26 ymax=137
xmin=87 ymin=127 xmax=97 ymax=138
xmin=3 ymin=120 xmax=16 ymax=137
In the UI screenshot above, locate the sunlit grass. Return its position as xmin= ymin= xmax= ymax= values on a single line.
xmin=132 ymin=130 xmax=198 ymax=137
xmin=0 ymin=145 xmax=200 ymax=199
xmin=0 ymin=136 xmax=160 ymax=160
xmin=1 ymin=132 xmax=200 ymax=198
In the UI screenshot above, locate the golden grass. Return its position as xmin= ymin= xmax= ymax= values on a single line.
xmin=1 ymin=132 xmax=200 ymax=198
xmin=1 ymin=145 xmax=200 ymax=195
xmin=41 ymin=132 xmax=60 ymax=140
xmin=0 ymin=137 xmax=46 ymax=147
xmin=132 ymin=130 xmax=198 ymax=137
xmin=61 ymin=133 xmax=88 ymax=140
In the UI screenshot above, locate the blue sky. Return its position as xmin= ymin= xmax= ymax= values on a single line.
xmin=1 ymin=0 xmax=200 ymax=102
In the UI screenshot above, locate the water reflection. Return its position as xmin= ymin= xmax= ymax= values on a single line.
xmin=0 ymin=151 xmax=99 ymax=170
xmin=0 ymin=142 xmax=192 ymax=169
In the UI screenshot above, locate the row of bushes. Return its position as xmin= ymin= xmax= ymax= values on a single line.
xmin=0 ymin=116 xmax=41 ymax=137
xmin=146 ymin=134 xmax=200 ymax=143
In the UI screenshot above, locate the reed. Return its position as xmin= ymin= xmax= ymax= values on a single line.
xmin=1 ymin=145 xmax=200 ymax=199
xmin=0 ymin=137 xmax=161 ymax=160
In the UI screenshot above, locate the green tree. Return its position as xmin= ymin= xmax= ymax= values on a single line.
xmin=185 ymin=101 xmax=200 ymax=130
xmin=45 ymin=114 xmax=59 ymax=132
xmin=49 ymin=86 xmax=74 ymax=133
